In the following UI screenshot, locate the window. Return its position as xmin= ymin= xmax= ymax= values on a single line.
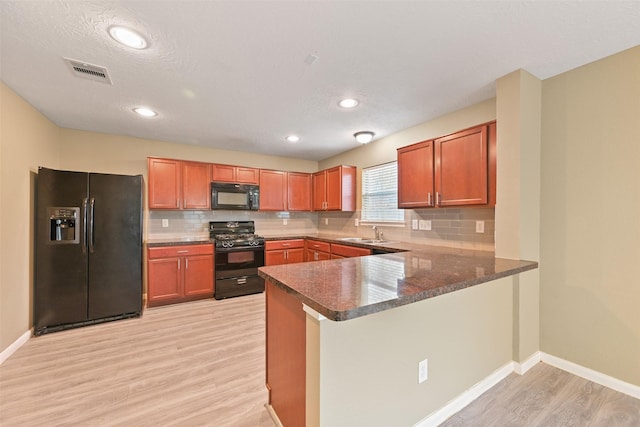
xmin=361 ymin=162 xmax=404 ymax=223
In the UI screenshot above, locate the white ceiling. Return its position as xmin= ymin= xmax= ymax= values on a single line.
xmin=1 ymin=1 xmax=639 ymax=161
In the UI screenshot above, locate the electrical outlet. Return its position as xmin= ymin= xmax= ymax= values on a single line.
xmin=419 ymin=220 xmax=431 ymax=231
xmin=476 ymin=221 xmax=485 ymax=233
xmin=324 ymin=218 xmax=329 ymax=225
xmin=161 ymin=219 xmax=169 ymax=228
xmin=355 ymin=218 xmax=359 ymax=227
xmin=412 ymin=219 xmax=418 ymax=230
xmin=418 ymin=358 xmax=428 ymax=383
xmin=283 ymin=219 xmax=288 ymax=225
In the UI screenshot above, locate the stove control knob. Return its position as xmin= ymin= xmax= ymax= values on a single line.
xmin=228 ymin=241 xmax=234 ymax=248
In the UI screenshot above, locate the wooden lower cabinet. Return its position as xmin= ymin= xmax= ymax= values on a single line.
xmin=147 ymin=244 xmax=214 ymax=307
xmin=330 ymin=243 xmax=372 ymax=258
xmin=305 ymin=239 xmax=331 ymax=262
xmin=266 ymin=280 xmax=306 ymax=427
xmin=265 ymin=240 xmax=306 ymax=266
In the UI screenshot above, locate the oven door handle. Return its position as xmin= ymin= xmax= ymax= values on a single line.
xmin=216 ymin=246 xmax=264 ymax=253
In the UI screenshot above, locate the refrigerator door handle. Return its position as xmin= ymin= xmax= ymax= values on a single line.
xmin=89 ymin=197 xmax=96 ymax=253
xmin=82 ymin=198 xmax=88 ymax=254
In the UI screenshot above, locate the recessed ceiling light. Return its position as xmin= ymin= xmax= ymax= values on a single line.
xmin=354 ymin=131 xmax=374 ymax=144
xmin=133 ymin=107 xmax=157 ymax=117
xmin=109 ymin=26 xmax=148 ymax=49
xmin=338 ymin=98 xmax=359 ymax=109
xmin=285 ymin=135 xmax=300 ymax=143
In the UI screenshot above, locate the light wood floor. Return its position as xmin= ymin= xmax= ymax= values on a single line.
xmin=2 ymin=295 xmax=639 ymax=427
xmin=441 ymin=362 xmax=640 ymax=427
xmin=0 ymin=294 xmax=274 ymax=427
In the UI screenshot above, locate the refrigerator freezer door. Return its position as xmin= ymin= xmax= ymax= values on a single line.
xmin=35 ymin=168 xmax=89 ymax=331
xmin=87 ymin=173 xmax=142 ymax=319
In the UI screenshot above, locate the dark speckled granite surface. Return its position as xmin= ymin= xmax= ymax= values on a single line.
xmin=259 ymin=244 xmax=538 ymax=321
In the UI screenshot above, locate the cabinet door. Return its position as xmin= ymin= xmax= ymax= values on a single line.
xmin=212 ymin=164 xmax=236 ymax=182
xmin=184 ymin=254 xmax=214 ymax=296
xmin=266 ymin=249 xmax=287 ymax=266
xmin=325 ymin=166 xmax=343 ymax=210
xmin=287 ymin=172 xmax=311 ymax=211
xmin=260 ymin=170 xmax=287 ymax=211
xmin=286 ymin=248 xmax=306 ymax=264
xmin=398 ymin=141 xmax=434 ymax=208
xmin=312 ymin=171 xmax=327 ymax=211
xmin=182 ymin=161 xmax=211 ymax=209
xmin=148 ymin=158 xmax=181 ymax=209
xmin=236 ymin=167 xmax=259 ymax=184
xmin=435 ymin=125 xmax=488 ymax=206
xmin=147 ymin=257 xmax=182 ymax=305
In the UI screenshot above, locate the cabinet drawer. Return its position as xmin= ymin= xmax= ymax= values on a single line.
xmin=266 ymin=239 xmax=305 ymax=250
xmin=148 ymin=244 xmax=214 ymax=259
xmin=330 ymin=243 xmax=371 ymax=258
xmin=305 ymin=239 xmax=330 ymax=253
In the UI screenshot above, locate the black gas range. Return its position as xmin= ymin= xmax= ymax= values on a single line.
xmin=209 ymin=221 xmax=265 ymax=300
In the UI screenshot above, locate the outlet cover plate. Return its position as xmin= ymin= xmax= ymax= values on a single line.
xmin=419 ymin=220 xmax=431 ymax=231
xmin=418 ymin=358 xmax=428 ymax=383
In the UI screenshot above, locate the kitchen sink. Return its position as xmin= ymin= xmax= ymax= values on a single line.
xmin=337 ymin=237 xmax=392 ymax=244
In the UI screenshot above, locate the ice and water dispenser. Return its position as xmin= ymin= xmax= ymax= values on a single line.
xmin=48 ymin=207 xmax=80 ymax=244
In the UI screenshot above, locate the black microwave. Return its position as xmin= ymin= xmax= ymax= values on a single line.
xmin=211 ymin=182 xmax=260 ymax=210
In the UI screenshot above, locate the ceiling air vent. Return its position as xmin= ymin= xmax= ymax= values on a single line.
xmin=64 ymin=57 xmax=113 ymax=85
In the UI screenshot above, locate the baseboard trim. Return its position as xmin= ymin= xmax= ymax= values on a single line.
xmin=264 ymin=404 xmax=284 ymax=427
xmin=0 ymin=330 xmax=31 ymax=365
xmin=540 ymin=352 xmax=640 ymax=399
xmin=413 ymin=361 xmax=515 ymax=427
xmin=514 ymin=351 xmax=542 ymax=375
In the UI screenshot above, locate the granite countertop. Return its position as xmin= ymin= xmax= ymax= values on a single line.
xmin=258 ymin=243 xmax=538 ymax=322
xmin=146 ymin=237 xmax=213 ymax=247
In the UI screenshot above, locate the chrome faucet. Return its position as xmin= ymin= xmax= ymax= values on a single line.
xmin=372 ymin=225 xmax=383 ymax=241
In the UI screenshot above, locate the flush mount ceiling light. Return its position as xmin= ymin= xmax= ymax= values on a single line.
xmin=109 ymin=26 xmax=148 ymax=49
xmin=285 ymin=135 xmax=300 ymax=143
xmin=338 ymin=98 xmax=359 ymax=109
xmin=354 ymin=131 xmax=374 ymax=144
xmin=133 ymin=107 xmax=157 ymax=117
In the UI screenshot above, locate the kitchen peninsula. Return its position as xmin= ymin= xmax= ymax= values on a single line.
xmin=259 ymin=242 xmax=537 ymax=427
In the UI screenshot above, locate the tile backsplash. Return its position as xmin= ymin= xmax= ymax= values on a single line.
xmin=148 ymin=207 xmax=494 ymax=251
xmin=317 ymin=207 xmax=495 ymax=251
xmin=147 ymin=210 xmax=319 ymax=239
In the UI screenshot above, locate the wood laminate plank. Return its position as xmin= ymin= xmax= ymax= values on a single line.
xmin=0 ymin=295 xmax=274 ymax=427
xmin=441 ymin=363 xmax=640 ymax=427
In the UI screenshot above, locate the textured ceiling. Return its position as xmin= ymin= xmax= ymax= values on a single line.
xmin=1 ymin=1 xmax=639 ymax=161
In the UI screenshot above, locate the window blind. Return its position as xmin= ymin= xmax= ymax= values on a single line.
xmin=361 ymin=162 xmax=404 ymax=222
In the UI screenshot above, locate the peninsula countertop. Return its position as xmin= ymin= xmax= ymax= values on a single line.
xmin=258 ymin=242 xmax=538 ymax=321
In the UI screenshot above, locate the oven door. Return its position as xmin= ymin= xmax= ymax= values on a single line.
xmin=215 ymin=246 xmax=265 ymax=279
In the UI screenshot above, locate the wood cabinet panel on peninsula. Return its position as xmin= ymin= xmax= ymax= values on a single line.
xmin=397 ymin=122 xmax=496 ymax=208
xmin=312 ymin=165 xmax=356 ymax=211
xmin=148 ymin=158 xmax=211 ymax=210
xmin=147 ymin=244 xmax=214 ymax=307
xmin=265 ymin=240 xmax=305 ymax=266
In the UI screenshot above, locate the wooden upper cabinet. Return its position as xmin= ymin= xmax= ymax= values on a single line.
xmin=435 ymin=125 xmax=487 ymax=206
xmin=312 ymin=165 xmax=356 ymax=211
xmin=148 ymin=158 xmax=181 ymax=209
xmin=212 ymin=163 xmax=259 ymax=184
xmin=148 ymin=157 xmax=211 ymax=210
xmin=396 ymin=122 xmax=495 ymax=209
xmin=312 ymin=171 xmax=327 ymax=211
xmin=182 ymin=161 xmax=211 ymax=209
xmin=397 ymin=140 xmax=435 ymax=208
xmin=287 ymin=172 xmax=312 ymax=211
xmin=260 ymin=170 xmax=287 ymax=211
xmin=259 ymin=170 xmax=312 ymax=212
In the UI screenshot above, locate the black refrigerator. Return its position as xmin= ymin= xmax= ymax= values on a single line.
xmin=34 ymin=167 xmax=143 ymax=335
